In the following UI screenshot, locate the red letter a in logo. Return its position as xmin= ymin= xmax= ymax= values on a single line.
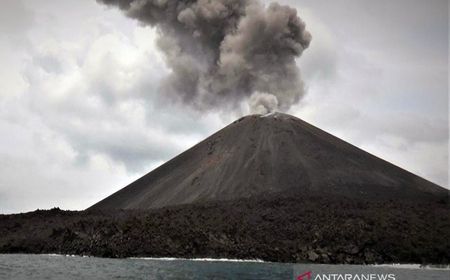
xmin=297 ymin=271 xmax=312 ymax=280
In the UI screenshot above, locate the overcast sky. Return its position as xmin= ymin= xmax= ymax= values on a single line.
xmin=0 ymin=0 xmax=448 ymax=214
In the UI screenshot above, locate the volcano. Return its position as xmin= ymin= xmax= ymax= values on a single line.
xmin=3 ymin=112 xmax=449 ymax=264
xmin=90 ymin=113 xmax=447 ymax=210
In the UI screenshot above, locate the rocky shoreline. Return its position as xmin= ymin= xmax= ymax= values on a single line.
xmin=1 ymin=193 xmax=449 ymax=264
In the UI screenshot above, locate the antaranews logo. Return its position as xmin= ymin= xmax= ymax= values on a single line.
xmin=297 ymin=271 xmax=396 ymax=280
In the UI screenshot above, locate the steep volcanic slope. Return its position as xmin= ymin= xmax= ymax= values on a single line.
xmin=90 ymin=113 xmax=448 ymax=210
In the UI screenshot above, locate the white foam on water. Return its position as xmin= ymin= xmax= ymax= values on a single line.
xmin=44 ymin=254 xmax=264 ymax=263
xmin=46 ymin=254 xmax=61 ymax=257
xmin=129 ymin=257 xmax=265 ymax=263
xmin=45 ymin=254 xmax=90 ymax=258
xmin=372 ymin=264 xmax=450 ymax=271
xmin=40 ymin=255 xmax=450 ymax=269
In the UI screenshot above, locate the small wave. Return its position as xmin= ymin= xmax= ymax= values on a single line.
xmin=372 ymin=264 xmax=450 ymax=271
xmin=45 ymin=254 xmax=62 ymax=257
xmin=45 ymin=254 xmax=90 ymax=258
xmin=43 ymin=254 xmax=263 ymax=262
xmin=129 ymin=257 xmax=265 ymax=263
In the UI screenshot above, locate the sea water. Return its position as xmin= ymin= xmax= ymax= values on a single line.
xmin=0 ymin=254 xmax=448 ymax=280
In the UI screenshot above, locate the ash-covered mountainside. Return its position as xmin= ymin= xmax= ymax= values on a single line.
xmin=91 ymin=113 xmax=448 ymax=210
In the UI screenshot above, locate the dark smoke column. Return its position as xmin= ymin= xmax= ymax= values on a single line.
xmin=97 ymin=0 xmax=311 ymax=114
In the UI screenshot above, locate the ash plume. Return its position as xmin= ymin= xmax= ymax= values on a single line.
xmin=97 ymin=0 xmax=311 ymax=113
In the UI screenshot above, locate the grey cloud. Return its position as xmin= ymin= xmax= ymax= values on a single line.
xmin=97 ymin=0 xmax=312 ymax=113
xmin=0 ymin=0 xmax=33 ymax=37
xmin=301 ymin=103 xmax=449 ymax=187
xmin=60 ymin=122 xmax=186 ymax=173
xmin=32 ymin=54 xmax=63 ymax=74
xmin=17 ymin=19 xmax=200 ymax=174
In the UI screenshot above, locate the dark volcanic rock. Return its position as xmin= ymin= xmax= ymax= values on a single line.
xmin=0 ymin=194 xmax=449 ymax=264
xmin=90 ymin=113 xmax=447 ymax=210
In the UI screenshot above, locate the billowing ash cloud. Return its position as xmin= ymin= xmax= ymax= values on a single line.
xmin=97 ymin=0 xmax=311 ymax=113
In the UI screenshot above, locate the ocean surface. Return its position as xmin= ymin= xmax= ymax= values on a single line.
xmin=0 ymin=254 xmax=449 ymax=280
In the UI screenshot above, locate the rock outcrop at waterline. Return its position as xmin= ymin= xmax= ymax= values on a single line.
xmin=90 ymin=113 xmax=448 ymax=210
xmin=1 ymin=193 xmax=449 ymax=264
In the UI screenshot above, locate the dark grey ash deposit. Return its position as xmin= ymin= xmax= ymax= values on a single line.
xmin=91 ymin=113 xmax=447 ymax=210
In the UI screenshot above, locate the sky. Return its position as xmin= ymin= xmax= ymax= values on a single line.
xmin=0 ymin=0 xmax=448 ymax=214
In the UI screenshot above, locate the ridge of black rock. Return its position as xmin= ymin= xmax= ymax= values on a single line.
xmin=90 ymin=112 xmax=448 ymax=210
xmin=2 ymin=194 xmax=450 ymax=264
